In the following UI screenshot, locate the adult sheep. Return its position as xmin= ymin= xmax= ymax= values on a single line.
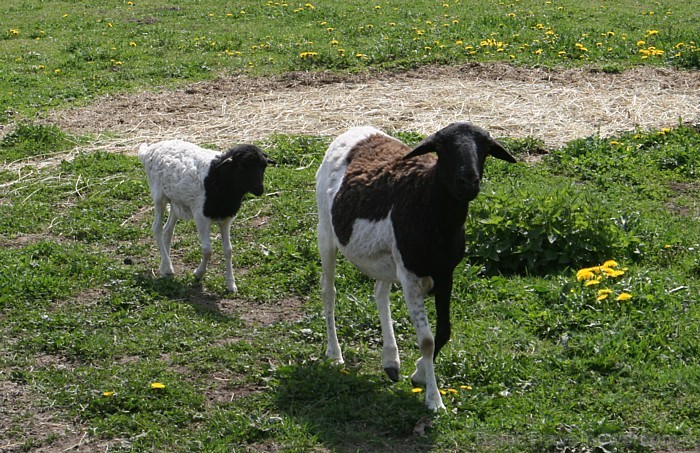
xmin=315 ymin=122 xmax=516 ymax=410
xmin=139 ymin=139 xmax=273 ymax=292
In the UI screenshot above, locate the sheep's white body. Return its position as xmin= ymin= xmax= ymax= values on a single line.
xmin=139 ymin=140 xmax=238 ymax=292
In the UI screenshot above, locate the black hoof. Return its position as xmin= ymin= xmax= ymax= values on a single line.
xmin=384 ymin=367 xmax=400 ymax=382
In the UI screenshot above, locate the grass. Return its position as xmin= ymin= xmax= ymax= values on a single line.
xmin=1 ymin=0 xmax=699 ymax=119
xmin=1 ymin=0 xmax=700 ymax=451
xmin=1 ymin=125 xmax=699 ymax=451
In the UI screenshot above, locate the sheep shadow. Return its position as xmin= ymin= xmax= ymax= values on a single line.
xmin=272 ymin=360 xmax=436 ymax=452
xmin=133 ymin=272 xmax=234 ymax=321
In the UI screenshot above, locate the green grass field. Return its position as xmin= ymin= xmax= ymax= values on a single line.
xmin=1 ymin=0 xmax=700 ymax=452
xmin=1 ymin=0 xmax=698 ymax=119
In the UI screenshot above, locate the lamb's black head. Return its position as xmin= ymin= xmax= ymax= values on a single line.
xmin=402 ymin=122 xmax=516 ymax=201
xmin=214 ymin=144 xmax=274 ymax=196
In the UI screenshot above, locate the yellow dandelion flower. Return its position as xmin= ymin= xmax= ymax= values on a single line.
xmin=602 ymin=260 xmax=618 ymax=268
xmin=584 ymin=279 xmax=601 ymax=287
xmin=637 ymin=40 xmax=646 ymax=46
xmin=616 ymin=292 xmax=632 ymax=301
xmin=412 ymin=387 xmax=423 ymax=393
xmin=129 ymin=41 xmax=137 ymax=47
xmin=460 ymin=385 xmax=472 ymax=390
xmin=576 ymin=270 xmax=594 ymax=281
xmin=103 ymin=391 xmax=114 ymax=397
xmin=448 ymin=388 xmax=458 ymax=394
xmin=150 ymin=382 xmax=166 ymax=389
xmin=646 ymin=30 xmax=659 ymax=36
xmin=597 ymin=293 xmax=609 ymax=301
xmin=439 ymin=389 xmax=447 ymax=395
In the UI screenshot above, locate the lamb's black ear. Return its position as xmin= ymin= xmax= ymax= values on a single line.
xmin=264 ymin=154 xmax=277 ymax=165
xmin=489 ymin=140 xmax=517 ymax=163
xmin=402 ymin=133 xmax=438 ymax=160
xmin=215 ymin=157 xmax=233 ymax=168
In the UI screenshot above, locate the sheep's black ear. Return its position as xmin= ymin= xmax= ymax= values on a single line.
xmin=265 ymin=154 xmax=277 ymax=165
xmin=402 ymin=133 xmax=437 ymax=160
xmin=489 ymin=140 xmax=517 ymax=163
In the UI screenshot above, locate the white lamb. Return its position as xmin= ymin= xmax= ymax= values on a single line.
xmin=138 ymin=139 xmax=273 ymax=292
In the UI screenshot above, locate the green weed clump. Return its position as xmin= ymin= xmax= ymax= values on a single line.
xmin=0 ymin=123 xmax=79 ymax=162
xmin=466 ymin=176 xmax=639 ymax=275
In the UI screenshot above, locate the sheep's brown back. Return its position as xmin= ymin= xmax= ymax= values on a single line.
xmin=332 ymin=134 xmax=436 ymax=245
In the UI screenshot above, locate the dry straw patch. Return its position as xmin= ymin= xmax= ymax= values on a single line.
xmin=41 ymin=63 xmax=700 ymax=155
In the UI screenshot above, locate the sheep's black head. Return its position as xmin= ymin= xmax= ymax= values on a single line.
xmin=214 ymin=144 xmax=275 ymax=196
xmin=402 ymin=122 xmax=516 ymax=201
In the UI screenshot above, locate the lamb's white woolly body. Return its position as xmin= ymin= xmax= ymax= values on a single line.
xmin=139 ymin=140 xmax=214 ymax=221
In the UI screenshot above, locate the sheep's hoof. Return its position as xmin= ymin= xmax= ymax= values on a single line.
xmin=384 ymin=367 xmax=400 ymax=382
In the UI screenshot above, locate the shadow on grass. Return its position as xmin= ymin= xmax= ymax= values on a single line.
xmin=273 ymin=360 xmax=436 ymax=452
xmin=134 ymin=272 xmax=236 ymax=322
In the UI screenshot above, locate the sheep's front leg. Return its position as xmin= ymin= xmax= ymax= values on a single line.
xmin=193 ymin=214 xmax=213 ymax=283
xmin=219 ymin=219 xmax=237 ymax=292
xmin=375 ymin=280 xmax=400 ymax=382
xmin=318 ymin=222 xmax=343 ymax=364
xmin=403 ymin=277 xmax=445 ymax=411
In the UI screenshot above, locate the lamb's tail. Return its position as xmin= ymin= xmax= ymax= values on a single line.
xmin=137 ymin=143 xmax=150 ymax=164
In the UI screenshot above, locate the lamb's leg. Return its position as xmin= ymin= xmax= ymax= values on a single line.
xmin=375 ymin=280 xmax=400 ymax=382
xmin=219 ymin=219 xmax=237 ymax=293
xmin=153 ymin=197 xmax=175 ymax=276
xmin=318 ymin=221 xmax=343 ymax=364
xmin=402 ymin=276 xmax=445 ymax=411
xmin=193 ymin=214 xmax=212 ymax=282
xmin=160 ymin=209 xmax=177 ymax=275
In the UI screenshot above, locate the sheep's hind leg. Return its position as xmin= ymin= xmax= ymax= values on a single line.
xmin=193 ymin=214 xmax=213 ymax=283
xmin=318 ymin=223 xmax=343 ymax=364
xmin=219 ymin=219 xmax=237 ymax=293
xmin=375 ymin=280 xmax=400 ymax=382
xmin=153 ymin=198 xmax=175 ymax=276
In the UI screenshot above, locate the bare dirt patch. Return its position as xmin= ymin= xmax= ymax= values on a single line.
xmin=44 ymin=63 xmax=700 ymax=154
xmin=218 ymin=296 xmax=307 ymax=328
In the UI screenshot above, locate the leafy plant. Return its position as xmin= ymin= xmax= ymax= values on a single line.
xmin=466 ymin=176 xmax=640 ymax=275
xmin=0 ymin=123 xmax=79 ymax=161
